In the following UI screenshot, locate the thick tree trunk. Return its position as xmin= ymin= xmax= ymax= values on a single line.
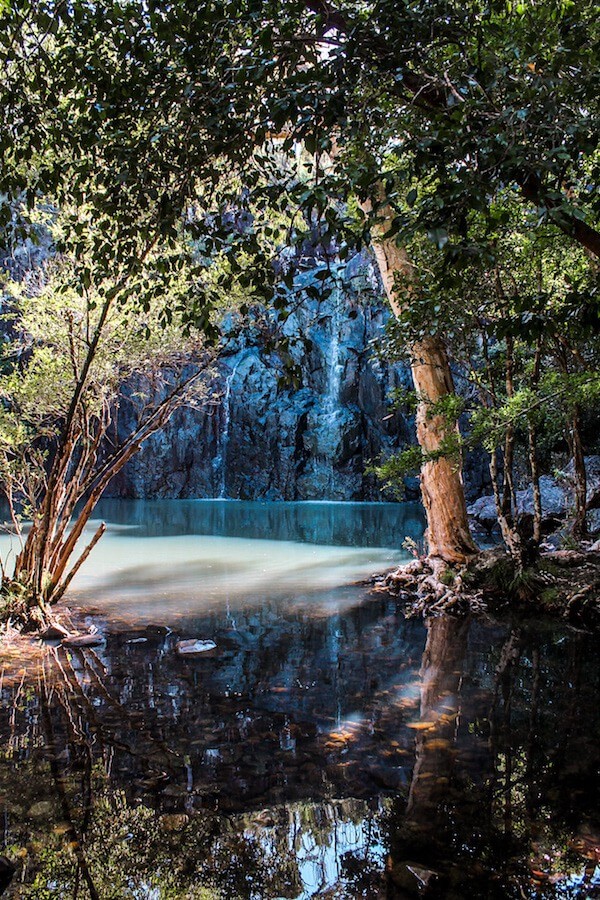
xmin=501 ymin=334 xmax=517 ymax=520
xmin=411 ymin=335 xmax=479 ymax=563
xmin=528 ymin=338 xmax=543 ymax=552
xmin=365 ymin=198 xmax=478 ymax=565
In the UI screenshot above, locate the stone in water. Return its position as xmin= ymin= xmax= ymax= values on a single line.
xmin=40 ymin=622 xmax=71 ymax=641
xmin=176 ymin=639 xmax=216 ymax=655
xmin=62 ymin=633 xmax=105 ymax=648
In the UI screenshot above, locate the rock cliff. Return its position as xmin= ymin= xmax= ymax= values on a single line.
xmin=109 ymin=259 xmax=417 ymax=500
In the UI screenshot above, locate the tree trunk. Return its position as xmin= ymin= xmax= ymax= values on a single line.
xmin=411 ymin=335 xmax=479 ymax=563
xmin=570 ymin=404 xmax=587 ymax=538
xmin=364 ymin=197 xmax=478 ymax=565
xmin=501 ymin=335 xmax=517 ymax=520
xmin=490 ymin=449 xmax=524 ymax=569
xmin=528 ymin=338 xmax=543 ymax=553
xmin=554 ymin=343 xmax=587 ymax=538
xmin=528 ymin=424 xmax=542 ymax=548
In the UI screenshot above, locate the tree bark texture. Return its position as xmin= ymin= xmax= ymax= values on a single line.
xmin=365 ymin=197 xmax=478 ymax=564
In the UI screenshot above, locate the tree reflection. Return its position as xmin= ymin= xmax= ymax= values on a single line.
xmin=387 ymin=618 xmax=600 ymax=898
xmin=0 ymin=603 xmax=599 ymax=898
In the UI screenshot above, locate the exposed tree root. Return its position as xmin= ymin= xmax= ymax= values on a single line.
xmin=373 ymin=555 xmax=487 ymax=617
xmin=0 ymin=586 xmax=51 ymax=633
xmin=374 ymin=546 xmax=600 ymax=627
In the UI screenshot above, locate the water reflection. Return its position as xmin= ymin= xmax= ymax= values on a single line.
xmin=0 ymin=501 xmax=599 ymax=898
xmin=91 ymin=498 xmax=426 ymax=547
xmin=1 ymin=601 xmax=599 ymax=898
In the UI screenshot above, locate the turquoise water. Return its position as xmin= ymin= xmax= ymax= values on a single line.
xmin=66 ymin=499 xmax=426 ymax=622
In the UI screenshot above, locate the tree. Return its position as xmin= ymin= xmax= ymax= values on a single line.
xmin=359 ymin=191 xmax=477 ymax=564
xmin=291 ymin=0 xmax=600 ymax=258
xmin=2 ymin=0 xmax=599 ymax=572
xmin=0 ymin=1 xmax=271 ymax=622
xmin=241 ymin=0 xmax=600 ymax=562
xmin=0 ymin=228 xmax=213 ymax=624
xmin=376 ymin=192 xmax=600 ymax=569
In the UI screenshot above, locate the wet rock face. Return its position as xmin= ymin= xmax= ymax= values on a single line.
xmin=110 ymin=262 xmax=417 ymax=501
xmin=108 ymin=259 xmax=491 ymax=502
xmin=0 ymin=237 xmax=491 ymax=504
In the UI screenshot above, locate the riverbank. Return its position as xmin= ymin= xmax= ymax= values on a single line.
xmin=375 ymin=544 xmax=600 ymax=628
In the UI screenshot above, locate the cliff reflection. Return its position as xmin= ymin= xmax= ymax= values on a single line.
xmin=54 ymin=499 xmax=426 ymax=618
xmin=90 ymin=498 xmax=426 ymax=548
xmin=1 ymin=594 xmax=599 ymax=898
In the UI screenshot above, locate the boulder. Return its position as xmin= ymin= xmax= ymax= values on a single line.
xmin=28 ymin=800 xmax=54 ymax=818
xmin=467 ymin=495 xmax=498 ymax=530
xmin=542 ymin=530 xmax=569 ymax=551
xmin=587 ymin=509 xmax=600 ymax=535
xmin=469 ymin=476 xmax=567 ymax=530
xmin=517 ymin=475 xmax=567 ymax=521
xmin=564 ymin=455 xmax=600 ymax=509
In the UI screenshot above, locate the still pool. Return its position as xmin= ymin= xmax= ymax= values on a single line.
xmin=0 ymin=501 xmax=598 ymax=898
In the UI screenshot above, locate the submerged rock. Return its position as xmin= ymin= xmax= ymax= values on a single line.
xmin=62 ymin=632 xmax=105 ymax=648
xmin=176 ymin=639 xmax=217 ymax=655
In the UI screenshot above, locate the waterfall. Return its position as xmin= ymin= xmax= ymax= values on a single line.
xmin=213 ymin=361 xmax=239 ymax=498
xmin=318 ymin=284 xmax=344 ymax=496
xmin=325 ymin=287 xmax=343 ymax=416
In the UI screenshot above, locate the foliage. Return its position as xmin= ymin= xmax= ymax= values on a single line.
xmin=370 ymin=184 xmax=600 ymax=553
xmin=0 ymin=231 xmax=214 ymax=612
xmin=1 ymin=0 xmax=600 ymax=570
xmin=0 ymin=261 xmax=206 ymax=502
xmin=368 ymin=446 xmax=424 ymax=499
xmin=4 ymin=1 xmax=598 ymax=285
xmin=259 ymin=0 xmax=600 ymax=258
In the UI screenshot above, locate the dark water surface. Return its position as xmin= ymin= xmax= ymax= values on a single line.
xmin=0 ymin=501 xmax=599 ymax=899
